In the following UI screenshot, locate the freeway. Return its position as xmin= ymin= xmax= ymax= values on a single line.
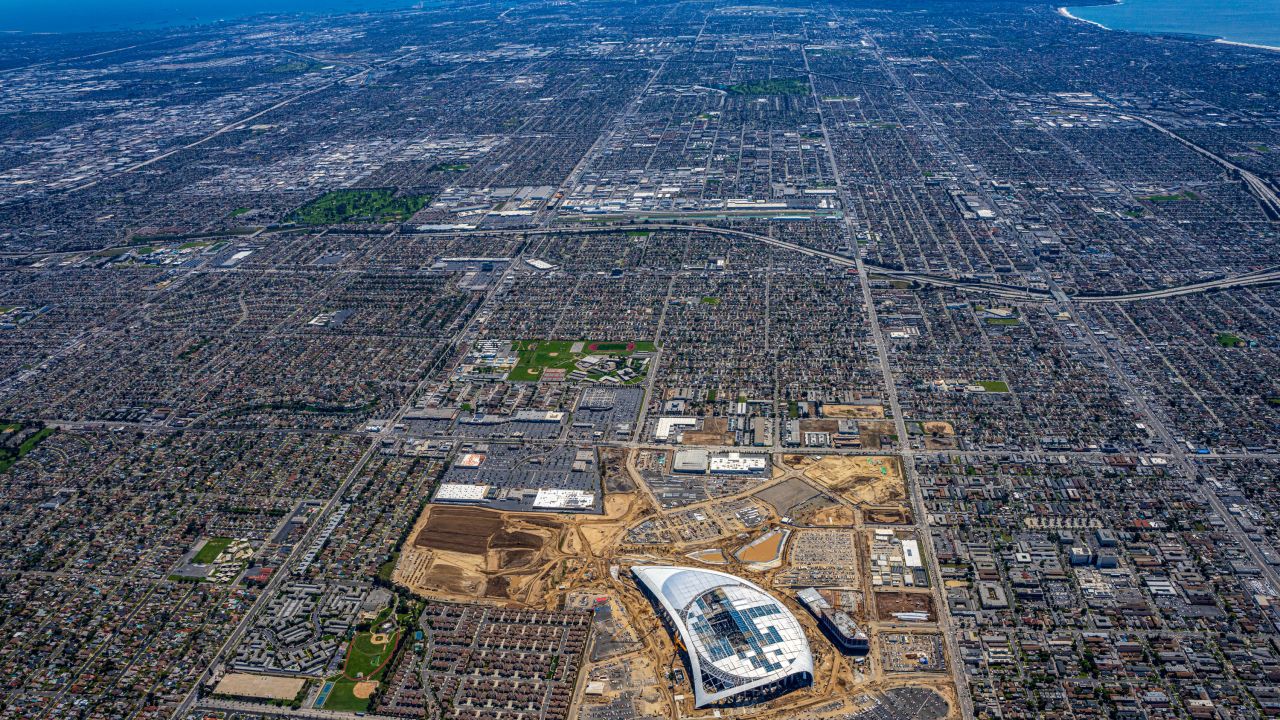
xmin=411 ymin=221 xmax=1051 ymax=300
xmin=409 ymin=221 xmax=1280 ymax=303
xmin=783 ymin=54 xmax=1280 ymax=223
xmin=8 ymin=217 xmax=1278 ymax=305
xmin=1072 ymin=264 xmax=1280 ymax=303
xmin=1129 ymin=115 xmax=1280 ymax=221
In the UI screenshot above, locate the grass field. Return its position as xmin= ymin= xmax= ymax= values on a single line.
xmin=270 ymin=60 xmax=325 ymax=74
xmin=726 ymin=78 xmax=809 ymax=96
xmin=1215 ymin=332 xmax=1245 ymax=348
xmin=322 ymin=679 xmax=370 ymax=712
xmin=377 ymin=553 xmax=399 ymax=583
xmin=1141 ymin=191 xmax=1198 ymax=203
xmin=985 ymin=317 xmax=1020 ymax=326
xmin=977 ymin=380 xmax=1010 ymax=393
xmin=193 ymin=536 xmax=233 ymax=564
xmin=322 ymin=629 xmax=402 ymax=711
xmin=345 ymin=630 xmax=401 ymax=679
xmin=348 ymin=630 xmax=396 ymax=676
xmin=508 ymin=339 xmax=656 ymax=382
xmin=288 ymin=188 xmax=429 ymax=225
xmin=0 ymin=425 xmax=55 ymax=473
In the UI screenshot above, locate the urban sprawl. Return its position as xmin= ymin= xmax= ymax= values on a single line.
xmin=1 ymin=2 xmax=1279 ymax=720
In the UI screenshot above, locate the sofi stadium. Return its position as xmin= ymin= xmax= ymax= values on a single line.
xmin=632 ymin=565 xmax=814 ymax=708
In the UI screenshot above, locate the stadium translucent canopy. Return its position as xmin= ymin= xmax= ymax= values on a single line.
xmin=632 ymin=565 xmax=813 ymax=707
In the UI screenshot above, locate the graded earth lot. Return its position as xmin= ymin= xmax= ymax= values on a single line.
xmin=788 ymin=454 xmax=906 ymax=505
xmin=395 ymin=482 xmax=646 ymax=607
xmin=395 ymin=505 xmax=564 ymax=601
xmin=212 ymin=673 xmax=305 ymax=701
xmin=875 ymin=591 xmax=936 ymax=622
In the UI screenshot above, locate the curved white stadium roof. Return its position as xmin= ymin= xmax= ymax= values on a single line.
xmin=632 ymin=565 xmax=813 ymax=707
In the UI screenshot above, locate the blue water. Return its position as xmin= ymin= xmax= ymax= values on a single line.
xmin=1066 ymin=0 xmax=1280 ymax=49
xmin=0 ymin=0 xmax=422 ymax=34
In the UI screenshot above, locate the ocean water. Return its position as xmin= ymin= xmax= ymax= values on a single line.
xmin=1066 ymin=0 xmax=1280 ymax=49
xmin=0 ymin=0 xmax=421 ymax=34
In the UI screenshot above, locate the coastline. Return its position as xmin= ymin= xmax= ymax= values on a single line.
xmin=1059 ymin=4 xmax=1280 ymax=52
xmin=1213 ymin=38 xmax=1280 ymax=53
xmin=1057 ymin=6 xmax=1110 ymax=31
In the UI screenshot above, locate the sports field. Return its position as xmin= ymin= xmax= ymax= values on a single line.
xmin=507 ymin=339 xmax=656 ymax=382
xmin=322 ymin=629 xmax=402 ymax=711
xmin=193 ymin=536 xmax=233 ymax=564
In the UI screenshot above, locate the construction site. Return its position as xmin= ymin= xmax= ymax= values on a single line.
xmin=390 ymin=448 xmax=957 ymax=720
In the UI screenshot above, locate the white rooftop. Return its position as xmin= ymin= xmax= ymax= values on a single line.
xmin=632 ymin=566 xmax=813 ymax=707
xmin=433 ymin=483 xmax=489 ymax=502
xmin=532 ymin=488 xmax=595 ymax=510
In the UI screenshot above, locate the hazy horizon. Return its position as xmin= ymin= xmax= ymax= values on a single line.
xmin=0 ymin=0 xmax=422 ymax=34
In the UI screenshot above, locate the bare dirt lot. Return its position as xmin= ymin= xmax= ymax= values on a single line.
xmin=923 ymin=421 xmax=954 ymax=436
xmin=599 ymin=447 xmax=635 ymax=492
xmin=798 ymin=418 xmax=840 ymax=435
xmin=213 ymin=673 xmax=305 ymax=701
xmin=576 ymin=492 xmax=642 ymax=555
xmin=687 ymin=548 xmax=728 ymax=564
xmin=682 ymin=416 xmax=734 ymax=445
xmin=865 ymin=505 xmax=913 ymax=525
xmin=821 ymin=404 xmax=885 ymax=419
xmin=790 ymin=455 xmax=905 ymax=506
xmin=413 ymin=506 xmax=504 ymax=553
xmin=922 ymin=421 xmax=957 ymax=450
xmin=396 ymin=481 xmax=650 ymax=608
xmin=857 ymin=420 xmax=898 ymax=450
xmin=799 ymin=503 xmax=858 ymax=526
xmin=396 ymin=505 xmax=564 ymax=602
xmin=734 ymin=528 xmax=788 ymax=565
xmin=875 ymin=591 xmax=935 ymax=621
